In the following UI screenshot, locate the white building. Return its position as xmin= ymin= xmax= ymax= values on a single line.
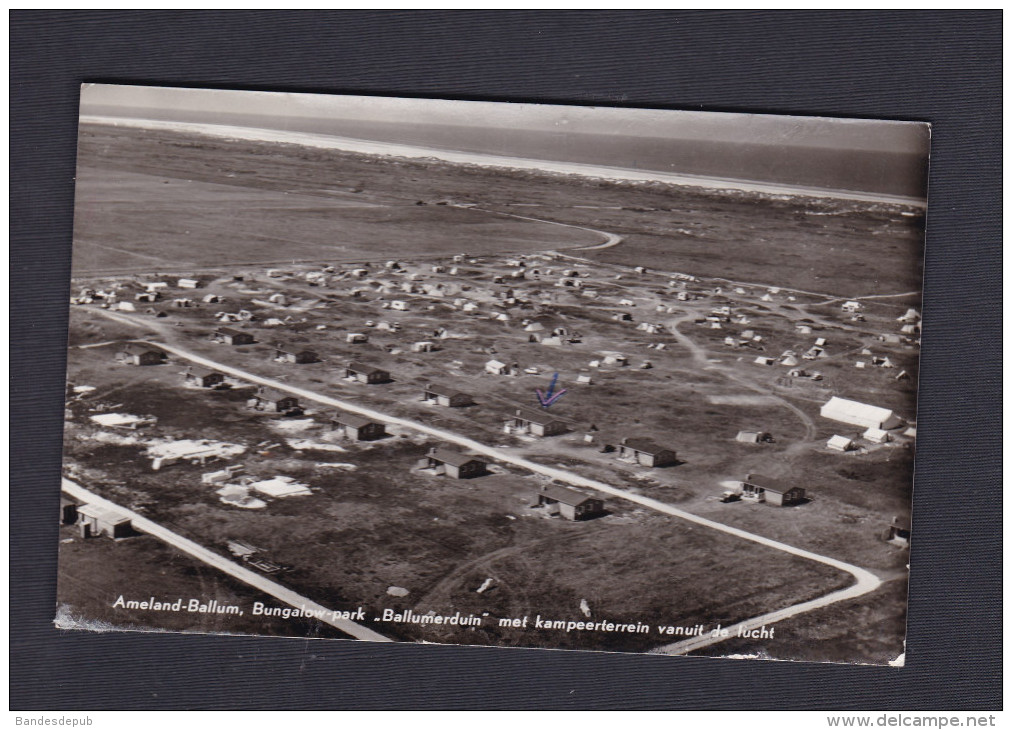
xmin=485 ymin=360 xmax=509 ymax=375
xmin=827 ymin=435 xmax=858 ymax=452
xmin=863 ymin=427 xmax=893 ymax=444
xmin=820 ymin=396 xmax=903 ymax=430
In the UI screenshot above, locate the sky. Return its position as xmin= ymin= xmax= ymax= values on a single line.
xmin=80 ymin=83 xmax=930 ymax=155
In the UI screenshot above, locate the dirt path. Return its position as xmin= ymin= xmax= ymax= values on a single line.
xmin=469 ymin=206 xmax=623 ymax=251
xmin=665 ymin=314 xmax=817 ymax=442
xmin=60 ymin=478 xmax=392 ymax=642
xmin=824 ymin=291 xmax=921 ymax=307
xmin=413 ymin=524 xmax=617 ymax=610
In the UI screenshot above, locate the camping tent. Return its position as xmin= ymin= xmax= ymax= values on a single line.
xmin=863 ymin=427 xmax=893 ymax=444
xmin=827 ymin=435 xmax=857 ymax=452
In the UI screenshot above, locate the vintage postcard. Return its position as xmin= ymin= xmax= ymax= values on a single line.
xmin=58 ymin=84 xmax=927 ymax=664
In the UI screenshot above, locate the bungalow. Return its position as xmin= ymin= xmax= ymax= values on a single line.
xmin=60 ymin=497 xmax=78 ymax=526
xmin=510 ymin=408 xmax=568 ymax=437
xmin=345 ymin=362 xmax=391 ymax=384
xmin=425 ymin=447 xmax=488 ymax=479
xmin=214 ymin=327 xmax=255 ymax=346
xmin=77 ymin=503 xmax=132 ymax=539
xmin=884 ymin=516 xmax=911 ymax=545
xmin=275 ymin=346 xmax=319 ymax=364
xmin=842 ymin=300 xmax=863 ymax=312
xmin=177 ymin=278 xmax=200 ymax=289
xmin=248 ymin=389 xmax=301 ymax=414
xmin=184 ymin=368 xmax=225 ymax=388
xmin=332 ymin=413 xmax=387 ymax=441
xmin=536 ymin=484 xmax=604 ymax=521
xmin=116 ymin=345 xmax=165 ymax=366
xmin=390 ymin=300 xmax=409 ymax=311
xmin=423 ymin=384 xmax=474 ymax=408
xmin=617 ymin=438 xmax=678 ymax=467
xmin=741 ymin=474 xmax=806 ymax=506
xmin=412 ymin=341 xmax=438 ymax=353
xmin=346 ymin=333 xmax=369 ymax=344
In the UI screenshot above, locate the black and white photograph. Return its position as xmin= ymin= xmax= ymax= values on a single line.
xmin=57 ymin=83 xmax=929 ymax=665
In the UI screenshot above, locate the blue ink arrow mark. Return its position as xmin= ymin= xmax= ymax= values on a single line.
xmin=536 ymin=372 xmax=568 ymax=408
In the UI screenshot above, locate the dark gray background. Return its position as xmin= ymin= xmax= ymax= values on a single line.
xmin=10 ymin=10 xmax=1001 ymax=710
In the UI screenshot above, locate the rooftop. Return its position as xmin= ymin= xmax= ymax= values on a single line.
xmin=428 ymin=448 xmax=485 ymax=468
xmin=347 ymin=361 xmax=388 ymax=375
xmin=513 ymin=408 xmax=565 ymax=425
xmin=622 ymin=438 xmax=675 ymax=455
xmin=120 ymin=344 xmax=161 ymax=356
xmin=425 ymin=383 xmax=471 ymax=398
xmin=743 ymin=473 xmax=794 ymax=494
xmin=77 ymin=503 xmax=131 ymax=525
xmin=333 ymin=412 xmax=380 ymax=429
xmin=540 ymin=484 xmax=598 ymax=506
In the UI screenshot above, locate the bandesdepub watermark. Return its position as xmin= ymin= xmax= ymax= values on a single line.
xmin=15 ymin=718 xmax=92 ymax=727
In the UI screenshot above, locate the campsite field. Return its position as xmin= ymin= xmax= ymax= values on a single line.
xmin=60 ymin=122 xmax=921 ymax=660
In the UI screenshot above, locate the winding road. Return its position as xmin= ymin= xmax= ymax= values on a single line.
xmin=77 ymin=307 xmax=884 ymax=655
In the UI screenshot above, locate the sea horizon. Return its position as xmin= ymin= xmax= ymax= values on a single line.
xmin=78 ymin=115 xmax=928 ymax=207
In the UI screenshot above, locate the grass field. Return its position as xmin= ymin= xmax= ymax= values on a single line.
xmin=72 ymin=123 xmax=925 ymax=298
xmin=60 ymin=122 xmax=921 ymax=660
xmin=688 ymin=577 xmax=910 ymax=665
xmin=57 ymin=525 xmax=349 ymax=640
xmin=62 ymin=342 xmax=854 ymax=653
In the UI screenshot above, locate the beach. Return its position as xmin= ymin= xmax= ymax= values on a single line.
xmin=80 ymin=115 xmax=927 ymax=207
